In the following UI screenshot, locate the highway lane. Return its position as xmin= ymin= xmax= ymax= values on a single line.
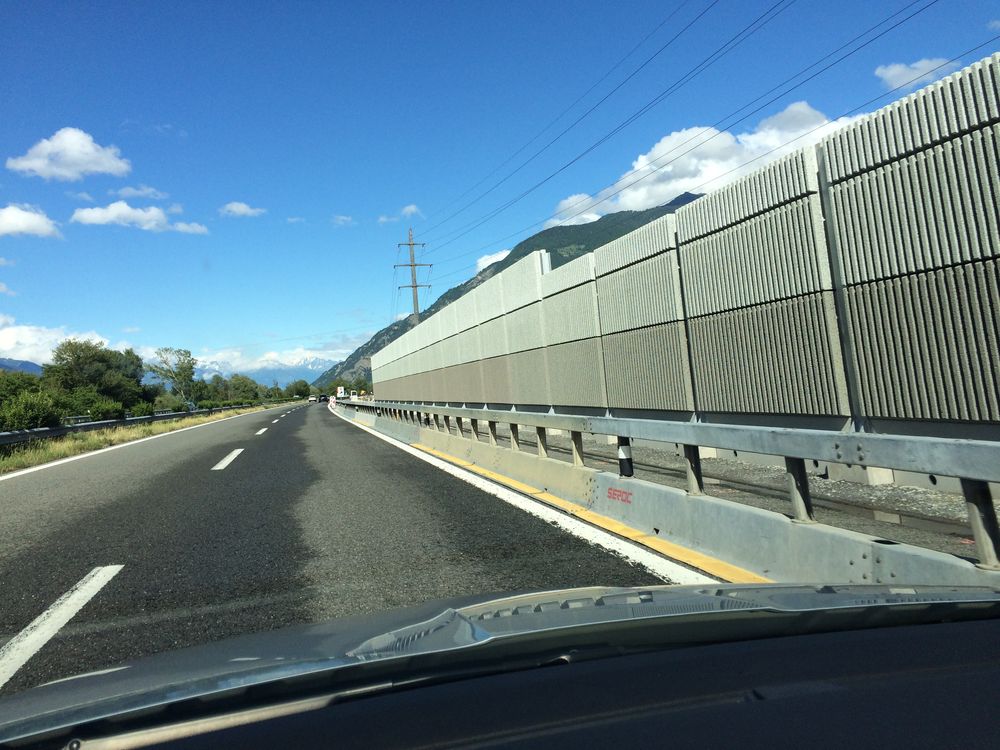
xmin=0 ymin=402 xmax=663 ymax=695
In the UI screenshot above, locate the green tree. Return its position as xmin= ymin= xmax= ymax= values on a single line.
xmin=228 ymin=374 xmax=260 ymax=403
xmin=42 ymin=340 xmax=145 ymax=407
xmin=284 ymin=379 xmax=310 ymax=398
xmin=0 ymin=390 xmax=61 ymax=430
xmin=147 ymin=347 xmax=197 ymax=402
xmin=0 ymin=370 xmax=40 ymax=405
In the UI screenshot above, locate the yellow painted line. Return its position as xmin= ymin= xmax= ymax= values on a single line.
xmin=408 ymin=442 xmax=771 ymax=584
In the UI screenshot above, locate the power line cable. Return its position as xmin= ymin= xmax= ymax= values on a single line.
xmin=423 ymin=0 xmax=795 ymax=251
xmin=421 ymin=0 xmax=722 ymax=242
xmin=426 ymin=36 xmax=993 ymax=288
xmin=422 ymin=0 xmax=694 ymax=228
xmin=430 ymin=0 xmax=942 ymax=268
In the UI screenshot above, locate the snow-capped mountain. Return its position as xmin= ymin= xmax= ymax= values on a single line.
xmin=196 ymin=356 xmax=338 ymax=387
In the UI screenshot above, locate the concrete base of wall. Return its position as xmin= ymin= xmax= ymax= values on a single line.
xmin=343 ymin=406 xmax=1000 ymax=588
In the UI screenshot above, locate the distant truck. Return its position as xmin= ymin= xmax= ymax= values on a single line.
xmin=350 ymin=390 xmax=358 ymax=399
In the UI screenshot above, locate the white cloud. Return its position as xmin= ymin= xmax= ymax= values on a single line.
xmin=0 ymin=204 xmax=62 ymax=238
xmin=72 ymin=201 xmax=169 ymax=231
xmin=219 ymin=201 xmax=266 ymax=217
xmin=114 ymin=184 xmax=168 ymax=200
xmin=6 ymin=127 xmax=131 ymax=181
xmin=123 ymin=325 xmax=141 ymax=333
xmin=197 ymin=335 xmax=370 ymax=375
xmin=0 ymin=258 xmax=13 ymax=267
xmin=166 ymin=203 xmax=183 ymax=214
xmin=476 ymin=249 xmax=510 ymax=272
xmin=989 ymin=20 xmax=1000 ymax=30
xmin=377 ymin=214 xmax=399 ymax=225
xmin=546 ymin=101 xmax=860 ymax=228
xmin=401 ymin=204 xmax=423 ymax=218
xmin=287 ymin=216 xmax=305 ymax=224
xmin=874 ymin=58 xmax=960 ymax=90
xmin=71 ymin=201 xmax=207 ymax=234
xmin=173 ymin=221 xmax=209 ymax=234
xmin=331 ymin=214 xmax=354 ymax=226
xmin=0 ymin=315 xmax=109 ymax=364
xmin=0 ymin=283 xmax=15 ymax=296
xmin=66 ymin=191 xmax=94 ymax=202
xmin=395 ymin=312 xmax=410 ymax=321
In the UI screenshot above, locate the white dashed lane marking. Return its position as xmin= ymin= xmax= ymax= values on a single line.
xmin=211 ymin=449 xmax=244 ymax=471
xmin=0 ymin=565 xmax=124 ymax=689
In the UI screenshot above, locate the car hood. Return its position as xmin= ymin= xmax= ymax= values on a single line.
xmin=2 ymin=583 xmax=999 ymax=742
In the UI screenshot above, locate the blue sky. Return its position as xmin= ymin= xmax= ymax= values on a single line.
xmin=1 ymin=0 xmax=997 ymax=372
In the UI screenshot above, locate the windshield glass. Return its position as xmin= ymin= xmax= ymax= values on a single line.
xmin=2 ymin=0 xmax=999 ymax=717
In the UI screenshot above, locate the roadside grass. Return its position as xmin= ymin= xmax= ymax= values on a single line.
xmin=0 ymin=405 xmax=278 ymax=475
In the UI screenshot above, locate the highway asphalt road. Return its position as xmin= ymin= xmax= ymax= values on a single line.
xmin=0 ymin=403 xmax=663 ymax=696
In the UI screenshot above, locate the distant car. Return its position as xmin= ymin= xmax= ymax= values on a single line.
xmin=308 ymin=395 xmax=318 ymax=402
xmin=319 ymin=394 xmax=329 ymax=402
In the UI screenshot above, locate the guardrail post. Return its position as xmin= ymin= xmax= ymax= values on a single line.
xmin=432 ymin=414 xmax=441 ymax=431
xmin=470 ymin=419 xmax=480 ymax=442
xmin=456 ymin=417 xmax=464 ymax=437
xmin=961 ymin=479 xmax=1000 ymax=570
xmin=510 ymin=424 xmax=521 ymax=452
xmin=536 ymin=426 xmax=548 ymax=458
xmin=617 ymin=436 xmax=634 ymax=477
xmin=683 ymin=445 xmax=703 ymax=495
xmin=445 ymin=416 xmax=453 ymax=435
xmin=571 ymin=431 xmax=585 ymax=467
xmin=785 ymin=457 xmax=816 ymax=522
xmin=488 ymin=420 xmax=498 ymax=446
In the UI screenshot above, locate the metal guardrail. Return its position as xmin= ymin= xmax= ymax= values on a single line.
xmin=0 ymin=401 xmax=296 ymax=448
xmin=340 ymin=399 xmax=1000 ymax=570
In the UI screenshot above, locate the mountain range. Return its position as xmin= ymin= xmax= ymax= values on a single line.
xmin=0 ymin=358 xmax=43 ymax=375
xmin=196 ymin=356 xmax=338 ymax=387
xmin=312 ymin=194 xmax=701 ymax=388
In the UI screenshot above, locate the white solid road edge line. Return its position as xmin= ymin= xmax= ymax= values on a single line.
xmin=211 ymin=449 xmax=244 ymax=471
xmin=329 ymin=408 xmax=713 ymax=586
xmin=0 ymin=565 xmax=124 ymax=689
xmin=0 ymin=407 xmax=284 ymax=483
xmin=255 ymin=428 xmax=268 ymax=435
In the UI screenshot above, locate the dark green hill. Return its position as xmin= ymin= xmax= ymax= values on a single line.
xmin=313 ymin=193 xmax=700 ymax=387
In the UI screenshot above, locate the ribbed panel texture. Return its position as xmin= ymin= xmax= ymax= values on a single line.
xmin=828 ymin=123 xmax=1000 ymax=284
xmin=689 ymin=293 xmax=848 ymax=415
xmin=597 ymin=251 xmax=683 ymax=334
xmin=845 ymin=260 xmax=1000 ymax=421
xmin=602 ymin=322 xmax=693 ymax=410
xmin=682 ymin=196 xmax=830 ymax=317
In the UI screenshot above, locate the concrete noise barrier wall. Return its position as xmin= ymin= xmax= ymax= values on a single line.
xmin=372 ymin=54 xmax=1000 ymax=433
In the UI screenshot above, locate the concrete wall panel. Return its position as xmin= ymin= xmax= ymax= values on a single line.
xmin=676 ymin=148 xmax=819 ymax=244
xmin=480 ymin=355 xmax=513 ymax=404
xmin=478 ymin=316 xmax=509 ymax=360
xmin=828 ymin=124 xmax=1000 ymax=284
xmin=822 ymin=53 xmax=1000 ymax=182
xmin=500 ymin=251 xmax=547 ymax=313
xmin=594 ymin=213 xmax=677 ymax=275
xmin=682 ymin=196 xmax=831 ymax=317
xmin=507 ymin=348 xmax=550 ymax=405
xmin=542 ymin=282 xmax=600 ymax=345
xmin=545 ymin=337 xmax=607 ymax=407
xmin=845 ymin=260 xmax=1000 ymax=422
xmin=597 ymin=251 xmax=684 ymax=334
xmin=540 ymin=253 xmax=595 ymax=298
xmin=505 ymin=302 xmax=545 ymax=353
xmin=688 ymin=292 xmax=848 ymax=416
xmin=602 ymin=321 xmax=694 ymax=411
xmin=475 ymin=274 xmax=504 ymax=325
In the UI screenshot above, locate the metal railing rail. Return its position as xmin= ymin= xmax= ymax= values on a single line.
xmin=339 ymin=399 xmax=1000 ymax=570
